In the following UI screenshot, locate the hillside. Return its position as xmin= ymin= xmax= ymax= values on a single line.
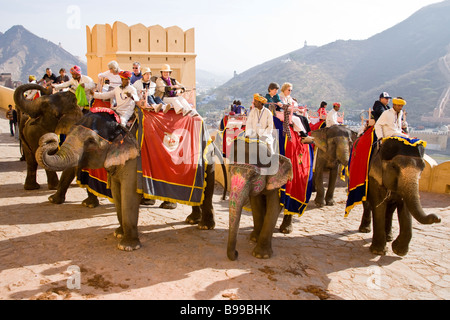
xmin=0 ymin=25 xmax=87 ymax=84
xmin=201 ymin=1 xmax=450 ymax=125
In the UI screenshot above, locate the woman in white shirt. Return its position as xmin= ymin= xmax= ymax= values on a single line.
xmin=278 ymin=82 xmax=309 ymax=136
xmin=97 ymin=60 xmax=122 ymax=91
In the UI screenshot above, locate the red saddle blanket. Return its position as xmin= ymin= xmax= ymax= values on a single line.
xmin=345 ymin=126 xmax=375 ymax=216
xmin=136 ymin=109 xmax=209 ymax=206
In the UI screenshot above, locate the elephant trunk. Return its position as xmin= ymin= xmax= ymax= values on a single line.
xmin=36 ymin=132 xmax=82 ymax=171
xmin=227 ymin=164 xmax=258 ymax=261
xmin=399 ymin=167 xmax=441 ymax=225
xmin=13 ymin=84 xmax=51 ymax=118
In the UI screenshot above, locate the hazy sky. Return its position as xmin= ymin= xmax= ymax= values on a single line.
xmin=0 ymin=0 xmax=443 ymax=77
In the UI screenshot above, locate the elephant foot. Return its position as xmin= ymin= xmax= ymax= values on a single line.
xmin=358 ymin=225 xmax=371 ymax=233
xmin=369 ymin=244 xmax=387 ymax=256
xmin=227 ymin=249 xmax=239 ymax=261
xmin=314 ymin=201 xmax=325 ymax=208
xmin=252 ymin=245 xmax=273 ymax=259
xmin=325 ymin=199 xmax=335 ymax=206
xmin=392 ymin=239 xmax=409 ymax=256
xmin=114 ymin=227 xmax=124 ymax=239
xmin=24 ymin=182 xmax=40 ymax=190
xmin=185 ymin=211 xmax=201 ymax=225
xmin=198 ymin=219 xmax=215 ymax=230
xmin=159 ymin=201 xmax=177 ymax=209
xmin=118 ymin=238 xmax=142 ymax=251
xmin=82 ymin=195 xmax=100 ymax=208
xmin=48 ymin=193 xmax=65 ymax=204
xmin=141 ymin=198 xmax=156 ymax=206
xmin=250 ymin=231 xmax=259 ymax=242
xmin=279 ymin=215 xmax=293 ymax=234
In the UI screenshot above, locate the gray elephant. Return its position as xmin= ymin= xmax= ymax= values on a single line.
xmin=14 ymin=83 xmax=101 ymax=208
xmin=311 ymin=125 xmax=357 ymax=207
xmin=227 ymin=138 xmax=293 ymax=260
xmin=365 ymin=138 xmax=441 ymax=256
xmin=14 ymin=83 xmax=79 ymax=190
xmin=279 ymin=125 xmax=357 ymax=234
xmin=36 ymin=110 xmax=226 ymax=251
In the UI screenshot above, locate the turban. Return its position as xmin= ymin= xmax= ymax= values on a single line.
xmin=119 ymin=71 xmax=132 ymax=79
xmin=29 ymin=75 xmax=36 ymax=81
xmin=253 ymin=93 xmax=268 ymax=104
xmin=392 ymin=98 xmax=406 ymax=106
xmin=70 ymin=65 xmax=81 ymax=75
xmin=333 ymin=102 xmax=341 ymax=107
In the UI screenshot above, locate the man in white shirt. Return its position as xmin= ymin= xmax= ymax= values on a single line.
xmin=326 ymin=102 xmax=341 ymax=127
xmin=52 ymin=66 xmax=96 ymax=109
xmin=93 ymin=71 xmax=139 ymax=127
xmin=374 ymin=97 xmax=409 ymax=140
xmin=245 ymin=94 xmax=275 ymax=153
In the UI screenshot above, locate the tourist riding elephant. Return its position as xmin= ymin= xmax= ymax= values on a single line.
xmin=227 ymin=138 xmax=293 ymax=260
xmin=279 ymin=125 xmax=357 ymax=234
xmin=14 ymin=83 xmax=99 ymax=207
xmin=36 ymin=110 xmax=227 ymax=251
xmin=365 ymin=138 xmax=441 ymax=256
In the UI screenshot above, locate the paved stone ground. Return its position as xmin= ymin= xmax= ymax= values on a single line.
xmin=0 ymin=115 xmax=449 ymax=300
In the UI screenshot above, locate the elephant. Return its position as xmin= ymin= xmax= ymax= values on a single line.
xmin=227 ymin=138 xmax=293 ymax=260
xmin=14 ymin=83 xmax=100 ymax=207
xmin=14 ymin=83 xmax=73 ymax=190
xmin=363 ymin=138 xmax=441 ymax=256
xmin=279 ymin=125 xmax=357 ymax=234
xmin=310 ymin=125 xmax=357 ymax=207
xmin=36 ymin=110 xmax=227 ymax=251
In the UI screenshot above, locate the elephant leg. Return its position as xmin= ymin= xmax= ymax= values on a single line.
xmin=186 ymin=206 xmax=202 ymax=225
xmin=385 ymin=202 xmax=396 ymax=242
xmin=249 ymin=194 xmax=265 ymax=242
xmin=279 ymin=214 xmax=293 ymax=234
xmin=392 ymin=201 xmax=412 ymax=256
xmin=313 ymin=168 xmax=325 ymax=207
xmin=82 ymin=190 xmax=100 ymax=208
xmin=48 ymin=167 xmax=76 ymax=204
xmin=369 ymin=190 xmax=388 ymax=255
xmin=325 ymin=167 xmax=338 ymax=206
xmin=253 ymin=190 xmax=281 ymax=259
xmin=359 ymin=201 xmax=372 ymax=233
xmin=198 ymin=164 xmax=215 ymax=230
xmin=24 ymin=154 xmax=40 ymax=190
xmin=111 ymin=161 xmax=142 ymax=251
xmin=45 ymin=169 xmax=59 ymax=190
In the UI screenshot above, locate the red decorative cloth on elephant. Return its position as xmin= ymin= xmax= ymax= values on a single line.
xmin=274 ymin=117 xmax=314 ymax=215
xmin=345 ymin=126 xmax=375 ymax=216
xmin=77 ymin=168 xmax=112 ymax=201
xmin=309 ymin=119 xmax=326 ymax=132
xmin=136 ymin=109 xmax=209 ymax=206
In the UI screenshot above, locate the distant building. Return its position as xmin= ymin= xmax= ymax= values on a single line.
xmin=0 ymin=73 xmax=13 ymax=88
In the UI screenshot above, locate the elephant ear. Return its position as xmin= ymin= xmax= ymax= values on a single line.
xmin=311 ymin=128 xmax=328 ymax=153
xmin=266 ymin=155 xmax=293 ymax=190
xmin=104 ymin=132 xmax=140 ymax=169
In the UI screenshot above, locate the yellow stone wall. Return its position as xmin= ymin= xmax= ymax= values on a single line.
xmin=86 ymin=21 xmax=196 ymax=105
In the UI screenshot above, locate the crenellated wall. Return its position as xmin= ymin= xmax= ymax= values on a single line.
xmin=86 ymin=21 xmax=196 ymax=104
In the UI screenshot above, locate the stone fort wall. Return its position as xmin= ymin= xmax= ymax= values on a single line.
xmin=86 ymin=21 xmax=196 ymax=104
